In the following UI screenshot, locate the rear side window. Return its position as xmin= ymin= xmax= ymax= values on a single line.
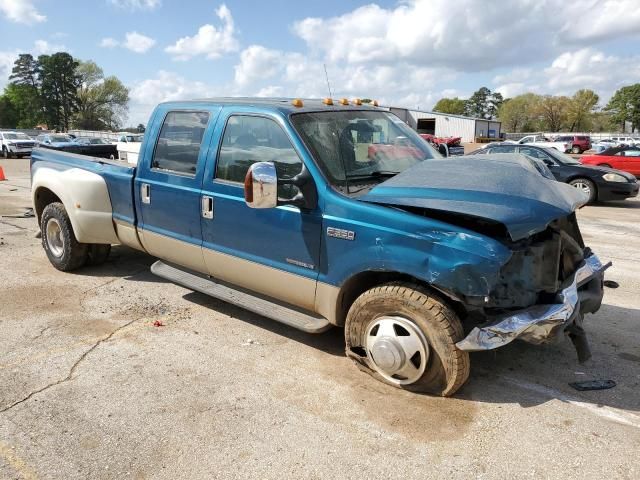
xmin=152 ymin=111 xmax=210 ymax=176
xmin=492 ymin=144 xmax=517 ymax=153
xmin=216 ymin=115 xmax=303 ymax=185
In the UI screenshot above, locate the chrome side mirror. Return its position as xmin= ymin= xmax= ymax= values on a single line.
xmin=244 ymin=161 xmax=278 ymax=209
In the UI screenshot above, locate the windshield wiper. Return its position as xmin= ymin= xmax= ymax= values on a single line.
xmin=346 ymin=170 xmax=400 ymax=180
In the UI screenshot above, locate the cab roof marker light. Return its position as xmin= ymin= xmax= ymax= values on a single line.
xmin=323 ymin=98 xmax=334 ymax=105
xmin=339 ymin=98 xmax=349 ymax=105
xmin=372 ymin=100 xmax=379 ymax=107
xmin=352 ymin=98 xmax=362 ymax=105
xmin=292 ymin=99 xmax=304 ymax=108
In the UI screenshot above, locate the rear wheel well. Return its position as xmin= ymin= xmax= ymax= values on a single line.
xmin=34 ymin=187 xmax=62 ymax=224
xmin=334 ymin=271 xmax=464 ymax=326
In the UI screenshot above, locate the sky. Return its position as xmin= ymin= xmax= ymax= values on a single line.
xmin=1 ymin=0 xmax=640 ymax=126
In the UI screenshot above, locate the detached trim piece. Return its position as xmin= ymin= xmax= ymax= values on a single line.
xmin=456 ymin=255 xmax=610 ymax=352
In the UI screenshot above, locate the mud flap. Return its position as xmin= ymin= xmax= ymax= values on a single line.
xmin=565 ymin=314 xmax=592 ymax=363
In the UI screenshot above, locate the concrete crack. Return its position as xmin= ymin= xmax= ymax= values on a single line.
xmin=0 ymin=318 xmax=136 ymax=414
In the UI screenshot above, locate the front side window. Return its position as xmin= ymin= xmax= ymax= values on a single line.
xmin=216 ymin=115 xmax=303 ymax=190
xmin=152 ymin=111 xmax=210 ymax=175
xmin=291 ymin=110 xmax=438 ymax=194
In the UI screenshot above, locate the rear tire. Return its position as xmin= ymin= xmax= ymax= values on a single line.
xmin=572 ymin=145 xmax=581 ymax=154
xmin=345 ymin=282 xmax=470 ymax=396
xmin=569 ymin=178 xmax=597 ymax=204
xmin=41 ymin=202 xmax=88 ymax=271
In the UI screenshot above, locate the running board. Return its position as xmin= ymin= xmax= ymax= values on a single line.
xmin=150 ymin=261 xmax=332 ymax=334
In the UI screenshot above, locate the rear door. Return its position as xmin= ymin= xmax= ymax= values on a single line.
xmin=135 ymin=106 xmax=221 ymax=273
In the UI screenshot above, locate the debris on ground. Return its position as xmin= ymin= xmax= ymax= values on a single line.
xmin=242 ymin=338 xmax=261 ymax=346
xmin=569 ymin=380 xmax=616 ymax=391
xmin=152 ymin=320 xmax=165 ymax=327
xmin=2 ymin=207 xmax=35 ymax=219
xmin=604 ymin=280 xmax=620 ymax=288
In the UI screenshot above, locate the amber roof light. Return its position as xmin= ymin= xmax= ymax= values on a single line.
xmin=352 ymin=98 xmax=362 ymax=105
xmin=292 ymin=99 xmax=304 ymax=107
xmin=339 ymin=98 xmax=349 ymax=105
xmin=323 ymin=98 xmax=334 ymax=105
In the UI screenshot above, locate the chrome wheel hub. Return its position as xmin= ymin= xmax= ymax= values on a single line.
xmin=365 ymin=316 xmax=429 ymax=385
xmin=572 ymin=181 xmax=590 ymax=194
xmin=46 ymin=218 xmax=64 ymax=257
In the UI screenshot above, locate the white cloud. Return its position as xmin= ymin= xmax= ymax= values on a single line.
xmin=33 ymin=40 xmax=66 ymax=55
xmin=234 ymin=45 xmax=283 ymax=86
xmin=292 ymin=0 xmax=640 ymax=72
xmin=128 ymin=70 xmax=219 ymax=124
xmin=492 ymin=48 xmax=640 ymax=102
xmin=99 ymin=32 xmax=155 ymax=53
xmin=100 ymin=37 xmax=119 ymax=48
xmin=123 ymin=31 xmax=156 ymax=53
xmin=108 ymin=0 xmax=160 ymax=11
xmin=165 ymin=4 xmax=238 ymax=60
xmin=0 ymin=0 xmax=46 ymax=25
xmin=0 ymin=50 xmax=19 ymax=88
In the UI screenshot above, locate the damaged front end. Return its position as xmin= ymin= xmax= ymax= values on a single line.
xmin=456 ymin=215 xmax=610 ymax=361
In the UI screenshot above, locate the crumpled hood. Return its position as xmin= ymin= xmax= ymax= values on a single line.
xmin=360 ymin=156 xmax=587 ymax=241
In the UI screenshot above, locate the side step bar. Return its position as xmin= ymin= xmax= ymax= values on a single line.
xmin=150 ymin=261 xmax=332 ymax=334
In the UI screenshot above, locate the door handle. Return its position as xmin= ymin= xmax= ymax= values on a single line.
xmin=201 ymin=195 xmax=213 ymax=219
xmin=141 ymin=183 xmax=150 ymax=204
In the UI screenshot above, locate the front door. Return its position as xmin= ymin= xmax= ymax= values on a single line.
xmin=200 ymin=111 xmax=322 ymax=311
xmin=136 ymin=107 xmax=221 ymax=273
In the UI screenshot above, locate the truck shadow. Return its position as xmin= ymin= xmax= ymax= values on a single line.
xmin=74 ymin=246 xmax=640 ymax=416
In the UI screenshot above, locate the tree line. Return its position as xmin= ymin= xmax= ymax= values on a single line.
xmin=433 ymin=85 xmax=640 ymax=133
xmin=0 ymin=52 xmax=129 ymax=131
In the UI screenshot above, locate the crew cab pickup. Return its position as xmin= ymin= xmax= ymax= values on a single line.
xmin=30 ymin=98 xmax=608 ymax=396
xmin=517 ymin=134 xmax=570 ymax=152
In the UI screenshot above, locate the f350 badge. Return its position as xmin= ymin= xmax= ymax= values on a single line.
xmin=327 ymin=227 xmax=355 ymax=241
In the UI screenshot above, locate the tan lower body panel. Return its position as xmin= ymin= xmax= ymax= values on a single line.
xmin=203 ymin=248 xmax=319 ymax=312
xmin=114 ymin=219 xmax=145 ymax=251
xmin=139 ymin=229 xmax=208 ymax=275
xmin=136 ymin=229 xmax=341 ymax=323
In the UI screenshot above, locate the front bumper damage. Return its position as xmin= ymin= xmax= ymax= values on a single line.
xmin=456 ymin=254 xmax=610 ymax=361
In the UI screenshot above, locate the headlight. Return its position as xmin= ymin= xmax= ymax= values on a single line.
xmin=602 ymin=173 xmax=627 ymax=183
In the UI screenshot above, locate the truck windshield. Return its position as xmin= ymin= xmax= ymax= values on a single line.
xmin=291 ymin=110 xmax=439 ymax=194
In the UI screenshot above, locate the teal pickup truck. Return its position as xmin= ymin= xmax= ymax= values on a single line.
xmin=30 ymin=98 xmax=608 ymax=396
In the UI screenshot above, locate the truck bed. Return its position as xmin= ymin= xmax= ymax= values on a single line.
xmin=30 ymin=146 xmax=138 ymax=225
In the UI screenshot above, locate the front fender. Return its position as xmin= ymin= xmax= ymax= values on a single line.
xmin=32 ymin=166 xmax=119 ymax=244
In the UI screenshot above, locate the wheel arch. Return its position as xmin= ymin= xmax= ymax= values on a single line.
xmin=323 ymin=270 xmax=464 ymax=327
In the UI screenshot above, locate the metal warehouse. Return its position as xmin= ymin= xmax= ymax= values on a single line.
xmin=388 ymin=107 xmax=502 ymax=143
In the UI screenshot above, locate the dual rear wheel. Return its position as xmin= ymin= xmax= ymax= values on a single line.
xmin=41 ymin=202 xmax=111 ymax=271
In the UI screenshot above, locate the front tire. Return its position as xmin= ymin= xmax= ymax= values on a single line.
xmin=41 ymin=202 xmax=88 ymax=271
xmin=569 ymin=178 xmax=597 ymax=204
xmin=345 ymin=282 xmax=470 ymax=396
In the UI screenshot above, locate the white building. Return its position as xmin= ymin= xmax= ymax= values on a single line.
xmin=388 ymin=107 xmax=502 ymax=143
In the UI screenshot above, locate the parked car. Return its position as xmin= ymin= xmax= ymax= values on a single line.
xmin=516 ymin=134 xmax=569 ymax=152
xmin=35 ymin=133 xmax=75 ymax=148
xmin=581 ymin=145 xmax=640 ymax=177
xmin=610 ymin=136 xmax=639 ymax=146
xmin=30 ymin=98 xmax=608 ymax=396
xmin=554 ymin=135 xmax=591 ymax=154
xmin=418 ymin=134 xmax=464 ymax=157
xmin=0 ymin=131 xmax=37 ymax=158
xmin=469 ymin=143 xmax=639 ymax=203
xmin=116 ymin=133 xmax=143 ymax=164
xmin=592 ymin=139 xmax=617 ymax=153
xmin=72 ymin=137 xmax=118 ymax=159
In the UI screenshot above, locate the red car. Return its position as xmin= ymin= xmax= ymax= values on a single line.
xmin=581 ymin=145 xmax=640 ymax=176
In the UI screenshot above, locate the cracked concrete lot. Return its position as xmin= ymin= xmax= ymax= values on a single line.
xmin=1 ymin=157 xmax=640 ymax=479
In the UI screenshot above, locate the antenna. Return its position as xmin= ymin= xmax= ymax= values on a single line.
xmin=323 ymin=64 xmax=333 ymax=98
